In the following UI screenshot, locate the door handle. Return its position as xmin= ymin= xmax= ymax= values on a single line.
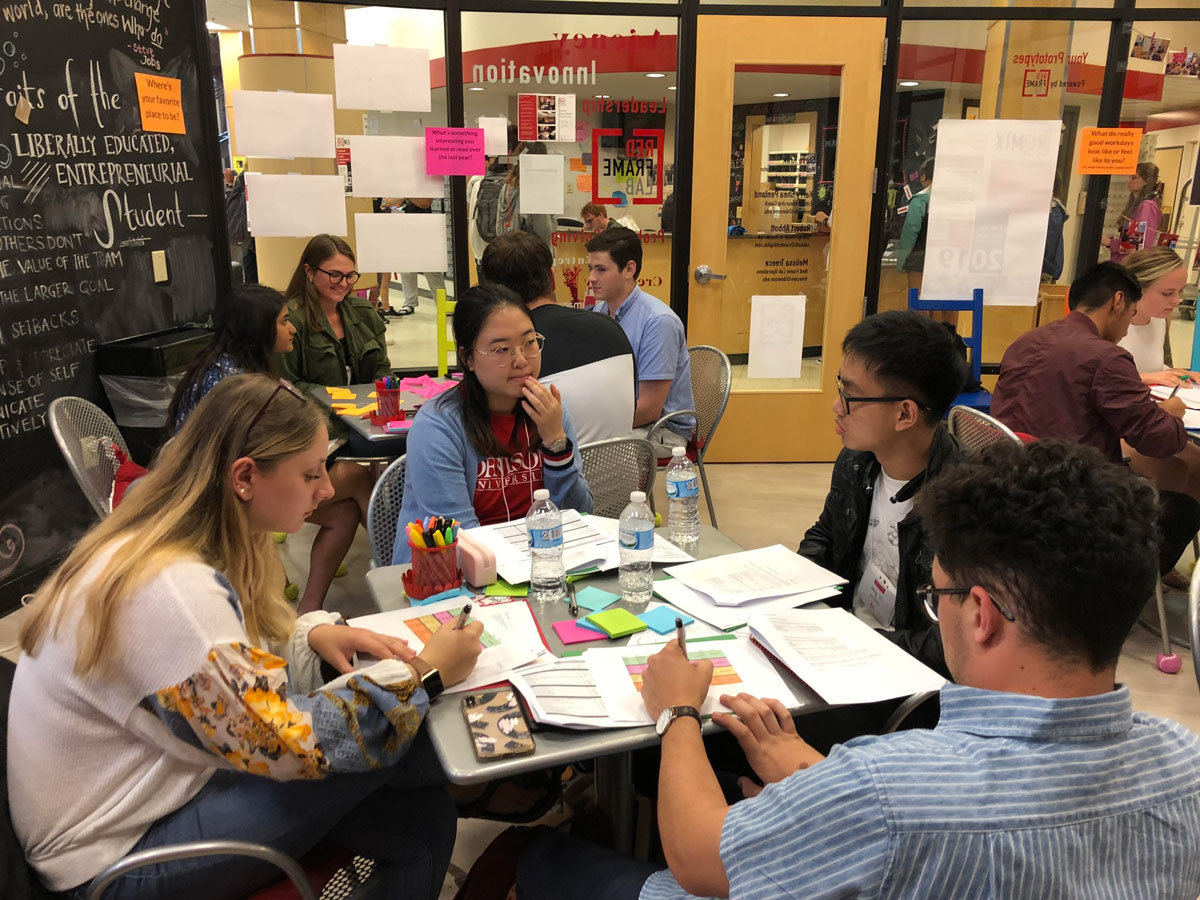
xmin=694 ymin=265 xmax=727 ymax=284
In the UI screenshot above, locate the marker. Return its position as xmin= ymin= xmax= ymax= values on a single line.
xmin=676 ymin=616 xmax=687 ymax=659
xmin=454 ymin=603 xmax=473 ymax=630
xmin=433 ymin=530 xmax=446 ymax=547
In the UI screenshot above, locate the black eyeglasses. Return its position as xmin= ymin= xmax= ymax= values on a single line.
xmin=918 ymin=583 xmax=1016 ymax=624
xmin=836 ymin=374 xmax=932 ymax=416
xmin=314 ymin=266 xmax=361 ymax=287
xmin=244 ymin=379 xmax=306 ymax=449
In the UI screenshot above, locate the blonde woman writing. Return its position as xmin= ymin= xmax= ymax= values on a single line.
xmin=9 ymin=374 xmax=482 ymax=900
xmin=1118 ymin=246 xmax=1196 ymax=387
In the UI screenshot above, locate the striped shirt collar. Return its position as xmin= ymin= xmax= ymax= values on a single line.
xmin=938 ymin=683 xmax=1133 ymax=742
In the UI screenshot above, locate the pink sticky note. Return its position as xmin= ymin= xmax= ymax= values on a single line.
xmin=425 ymin=127 xmax=485 ymax=176
xmin=553 ymin=619 xmax=609 ymax=645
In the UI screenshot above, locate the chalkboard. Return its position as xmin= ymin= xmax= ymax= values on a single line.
xmin=0 ymin=0 xmax=227 ymax=611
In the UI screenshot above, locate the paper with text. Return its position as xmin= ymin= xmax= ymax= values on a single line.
xmin=519 ymin=154 xmax=565 ymax=215
xmin=245 ymin=174 xmax=346 ymax=237
xmin=232 ymin=91 xmax=334 ymax=159
xmin=654 ymin=577 xmax=841 ymax=631
xmin=509 ymin=658 xmax=614 ymax=728
xmin=664 ymin=544 xmax=846 ymax=607
xmin=354 ymin=212 xmax=448 ymax=274
xmin=465 ymin=510 xmax=616 ymax=584
xmin=749 ymin=295 xmax=806 ymax=380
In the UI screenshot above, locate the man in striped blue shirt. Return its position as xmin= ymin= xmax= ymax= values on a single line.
xmin=517 ymin=439 xmax=1200 ymax=899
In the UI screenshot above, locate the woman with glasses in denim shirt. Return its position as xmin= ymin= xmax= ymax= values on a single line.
xmin=391 ymin=284 xmax=592 ymax=564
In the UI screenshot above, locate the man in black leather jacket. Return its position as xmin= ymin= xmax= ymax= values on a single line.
xmin=799 ymin=311 xmax=968 ymax=677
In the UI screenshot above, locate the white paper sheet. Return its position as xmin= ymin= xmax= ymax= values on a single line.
xmin=353 ymin=212 xmax=448 ymax=274
xmin=748 ymin=295 xmax=806 ymax=380
xmin=464 ymin=510 xmax=617 ymax=584
xmin=584 ymin=516 xmax=695 ymax=564
xmin=654 ymin=577 xmax=841 ymax=631
xmin=509 ymin=658 xmax=613 ymax=729
xmin=333 ymin=44 xmax=431 ymax=112
xmin=921 ymin=119 xmax=1060 ymax=307
xmin=245 ymin=173 xmax=346 ymax=237
xmin=347 ymin=135 xmax=443 ymax=198
xmin=1149 ymin=384 xmax=1200 ymax=410
xmin=749 ymin=608 xmax=945 ymax=706
xmin=584 ymin=637 xmax=799 ymax=726
xmin=348 ymin=597 xmax=545 ymax=694
xmin=478 ymin=116 xmax=509 ymax=156
xmin=232 ymin=91 xmax=335 ymax=159
xmin=664 ymin=544 xmax=846 ymax=607
xmin=519 ymin=154 xmax=565 ymax=215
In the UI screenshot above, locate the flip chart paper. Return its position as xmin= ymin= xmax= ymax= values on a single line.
xmin=348 ymin=135 xmax=442 ymax=198
xmin=245 ymin=174 xmax=346 ymax=237
xmin=478 ymin=116 xmax=509 ymax=155
xmin=748 ymin=295 xmax=806 ymax=380
xmin=333 ymin=44 xmax=431 ymax=112
xmin=426 ymin=127 xmax=485 ymax=176
xmin=519 ymin=154 xmax=565 ymax=215
xmin=354 ymin=212 xmax=448 ymax=274
xmin=233 ymin=91 xmax=334 ymax=159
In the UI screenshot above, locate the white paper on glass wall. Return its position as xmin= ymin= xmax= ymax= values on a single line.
xmin=232 ymin=91 xmax=335 ymax=158
xmin=354 ymin=212 xmax=448 ymax=274
xmin=347 ymin=135 xmax=443 ymax=198
xmin=478 ymin=116 xmax=509 ymax=156
xmin=748 ymin=295 xmax=806 ymax=380
xmin=519 ymin=154 xmax=565 ymax=215
xmin=245 ymin=174 xmax=347 ymax=237
xmin=333 ymin=44 xmax=431 ymax=112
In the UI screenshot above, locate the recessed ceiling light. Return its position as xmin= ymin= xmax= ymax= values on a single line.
xmin=772 ymin=92 xmax=789 ymax=98
xmin=667 ymin=86 xmax=677 ymax=91
xmin=467 ymin=86 xmax=485 ymax=91
xmin=205 ymin=20 xmax=226 ymax=30
xmin=595 ymin=94 xmax=610 ymax=99
xmin=645 ymin=73 xmax=666 ymax=79
xmin=899 ymin=80 xmax=920 ymax=87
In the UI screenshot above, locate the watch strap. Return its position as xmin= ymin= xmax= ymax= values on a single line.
xmin=660 ymin=705 xmax=701 ymax=737
xmin=409 ymin=657 xmax=444 ymax=700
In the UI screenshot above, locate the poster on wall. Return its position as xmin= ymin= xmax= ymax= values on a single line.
xmin=517 ymin=93 xmax=576 ymax=143
xmin=336 ymin=136 xmax=352 ymax=194
xmin=921 ymin=119 xmax=1060 ymax=307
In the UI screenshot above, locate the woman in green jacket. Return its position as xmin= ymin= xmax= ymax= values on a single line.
xmin=277 ymin=235 xmax=385 ymax=613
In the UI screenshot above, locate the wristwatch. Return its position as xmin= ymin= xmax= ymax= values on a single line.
xmin=543 ymin=435 xmax=569 ymax=454
xmin=408 ymin=656 xmax=444 ymax=700
xmin=655 ymin=705 xmax=701 ymax=738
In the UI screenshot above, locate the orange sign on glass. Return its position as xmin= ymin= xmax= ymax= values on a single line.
xmin=1077 ymin=127 xmax=1141 ymax=175
xmin=134 ymin=72 xmax=185 ymax=135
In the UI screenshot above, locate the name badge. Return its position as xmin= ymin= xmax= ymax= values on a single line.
xmin=861 ymin=561 xmax=897 ymax=628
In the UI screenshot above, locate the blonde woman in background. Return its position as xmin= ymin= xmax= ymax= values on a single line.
xmin=1119 ymin=246 xmax=1196 ymax=386
xmin=9 ymin=374 xmax=482 ymax=900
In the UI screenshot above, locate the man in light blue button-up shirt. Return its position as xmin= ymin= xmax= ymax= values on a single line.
xmin=517 ymin=439 xmax=1200 ymax=900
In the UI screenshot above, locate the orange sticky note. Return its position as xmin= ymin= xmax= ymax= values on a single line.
xmin=569 ymin=157 xmax=587 ymax=172
xmin=134 ymin=72 xmax=185 ymax=135
xmin=576 ymin=174 xmax=592 ymax=192
xmin=1077 ymin=127 xmax=1141 ymax=176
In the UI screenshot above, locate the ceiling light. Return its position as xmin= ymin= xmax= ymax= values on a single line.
xmin=645 ymin=73 xmax=666 ymax=79
xmin=595 ymin=94 xmax=610 ymax=99
xmin=772 ymin=92 xmax=789 ymax=98
xmin=467 ymin=86 xmax=485 ymax=91
xmin=899 ymin=80 xmax=920 ymax=87
xmin=205 ymin=20 xmax=226 ymax=30
xmin=667 ymin=86 xmax=677 ymax=91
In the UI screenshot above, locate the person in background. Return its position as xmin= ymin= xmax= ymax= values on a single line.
xmin=497 ymin=142 xmax=555 ymax=248
xmin=391 ymin=284 xmax=592 ymax=565
xmin=1118 ymin=246 xmax=1195 ymax=387
xmin=1105 ymin=162 xmax=1162 ymax=264
xmin=481 ymin=231 xmax=636 ymax=444
xmin=1042 ymin=173 xmax=1069 ymax=284
xmin=371 ymin=197 xmax=400 ymax=319
xmin=587 ymin=227 xmax=695 ymax=455
xmin=223 ymin=167 xmax=257 ymax=284
xmin=580 ymin=202 xmax=617 ymax=234
xmin=468 ymin=156 xmax=502 ymax=266
xmin=391 ymin=197 xmax=448 ymax=316
xmin=896 ymin=159 xmax=942 ymax=318
xmin=169 ymin=283 xmax=373 ymax=615
xmin=11 ymin=374 xmax=484 ymax=900
xmin=516 ymin=439 xmax=1200 ymax=900
xmin=992 ymin=261 xmax=1200 ymax=579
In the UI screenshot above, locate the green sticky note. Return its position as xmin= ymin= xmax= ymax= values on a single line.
xmin=484 ymin=578 xmax=528 ymax=597
xmin=585 ymin=607 xmax=649 ymax=639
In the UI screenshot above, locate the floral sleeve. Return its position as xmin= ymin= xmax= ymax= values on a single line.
xmin=141 ymin=643 xmax=428 ymax=781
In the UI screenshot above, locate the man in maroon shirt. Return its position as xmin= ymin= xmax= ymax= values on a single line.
xmin=993 ymin=261 xmax=1199 ymax=574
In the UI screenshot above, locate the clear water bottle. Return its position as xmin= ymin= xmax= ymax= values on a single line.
xmin=619 ymin=490 xmax=655 ymax=611
xmin=528 ymin=489 xmax=566 ymax=606
xmin=665 ymin=446 xmax=701 ymax=552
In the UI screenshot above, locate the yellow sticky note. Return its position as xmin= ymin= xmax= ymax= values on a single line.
xmin=368 ymin=391 xmax=377 ymax=398
xmin=134 ymin=72 xmax=185 ymax=135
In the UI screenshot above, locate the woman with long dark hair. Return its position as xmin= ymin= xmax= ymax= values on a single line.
xmin=1105 ymin=162 xmax=1162 ymax=264
xmin=390 ymin=284 xmax=592 ymax=564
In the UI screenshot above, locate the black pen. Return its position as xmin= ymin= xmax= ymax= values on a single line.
xmin=676 ymin=616 xmax=687 ymax=659
xmin=1169 ymin=383 xmax=1182 ymax=400
xmin=567 ymin=582 xmax=578 ymax=617
xmin=454 ymin=602 xmax=473 ymax=630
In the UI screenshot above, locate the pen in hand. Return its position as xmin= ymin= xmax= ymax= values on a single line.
xmin=1169 ymin=383 xmax=1182 ymax=400
xmin=676 ymin=616 xmax=687 ymax=660
xmin=454 ymin=603 xmax=473 ymax=630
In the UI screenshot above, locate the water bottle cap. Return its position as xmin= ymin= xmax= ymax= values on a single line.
xmin=630 ymin=491 xmax=646 ymax=503
xmin=533 ymin=489 xmax=550 ymax=500
xmin=672 ymin=446 xmax=686 ymax=457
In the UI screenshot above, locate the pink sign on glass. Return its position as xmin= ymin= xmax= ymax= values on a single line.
xmin=425 ymin=127 xmax=485 ymax=176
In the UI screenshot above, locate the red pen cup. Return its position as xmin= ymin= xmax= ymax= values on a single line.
xmin=372 ymin=379 xmax=403 ymax=426
xmin=403 ymin=541 xmax=462 ymax=600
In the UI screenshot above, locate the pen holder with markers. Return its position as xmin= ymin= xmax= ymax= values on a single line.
xmin=402 ymin=518 xmax=463 ymax=601
xmin=372 ymin=378 xmax=403 ymax=426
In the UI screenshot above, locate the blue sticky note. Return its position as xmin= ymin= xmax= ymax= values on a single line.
xmin=575 ymin=617 xmax=605 ymax=634
xmin=639 ymin=607 xmax=693 ymax=635
xmin=575 ymin=586 xmax=620 ymax=613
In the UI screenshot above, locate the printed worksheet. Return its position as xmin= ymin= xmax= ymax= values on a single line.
xmin=664 ymin=544 xmax=846 ymax=607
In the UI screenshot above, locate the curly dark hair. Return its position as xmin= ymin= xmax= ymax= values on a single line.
xmin=915 ymin=439 xmax=1159 ymax=671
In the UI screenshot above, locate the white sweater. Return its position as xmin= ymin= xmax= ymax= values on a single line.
xmin=8 ymin=557 xmax=426 ymax=891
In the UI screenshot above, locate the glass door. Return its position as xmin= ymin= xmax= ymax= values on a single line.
xmin=690 ymin=16 xmax=885 ymax=461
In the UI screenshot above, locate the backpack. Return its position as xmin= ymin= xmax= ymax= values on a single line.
xmin=473 ymin=173 xmax=508 ymax=243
